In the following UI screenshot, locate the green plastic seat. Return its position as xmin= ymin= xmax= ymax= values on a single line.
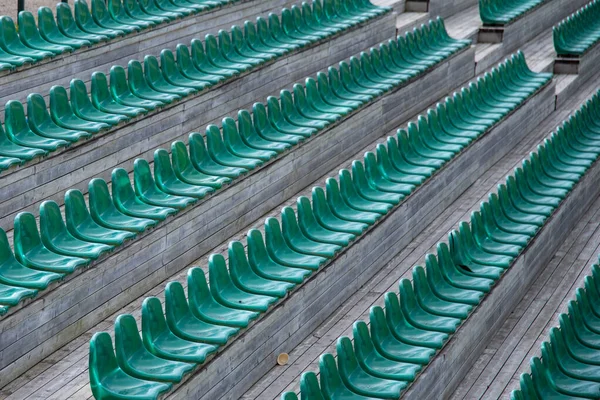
xmin=27 ymin=93 xmax=91 ymax=142
xmin=529 ymin=356 xmax=588 ymax=400
xmin=154 ymin=148 xmax=214 ymax=198
xmin=123 ymin=0 xmax=168 ymax=25
xmin=430 ymin=247 xmax=494 ymax=293
xmin=89 ymin=332 xmax=172 ymax=400
xmin=264 ymin=217 xmax=328 ymax=270
xmin=75 ymin=0 xmax=124 ymax=39
xmin=187 ymin=267 xmax=260 ymax=328
xmin=296 ymin=195 xmax=355 ymax=246
xmin=246 ymin=229 xmax=313 ymax=284
xmin=171 ymin=141 xmax=229 ymax=188
xmin=14 ymin=211 xmax=89 ymax=273
xmin=127 ymin=59 xmax=178 ymax=104
xmin=160 ymin=49 xmax=208 ymax=91
xmin=0 ymin=16 xmax=53 ymax=61
xmin=18 ymin=11 xmax=72 ymax=55
xmin=144 ymin=55 xmax=195 ymax=96
xmin=141 ymin=296 xmax=218 ymax=363
xmin=89 ymin=178 xmax=157 ymax=232
xmin=5 ymin=100 xmax=69 ymax=151
xmin=38 ymin=7 xmax=91 ymax=50
xmin=319 ymin=353 xmax=379 ymax=400
xmin=336 ymin=336 xmax=407 ymax=398
xmin=237 ymin=109 xmax=290 ymax=153
xmin=188 ymin=132 xmax=247 ymax=179
xmin=231 ymin=26 xmax=276 ymax=63
xmin=218 ymin=29 xmax=263 ymax=67
xmin=352 ymin=320 xmax=421 ymax=381
xmin=337 ymin=167 xmax=396 ymax=213
xmin=253 ymin=101 xmax=308 ymax=145
xmin=205 ymin=33 xmax=251 ymax=73
xmin=112 ymin=167 xmax=177 ymax=220
xmin=65 ymin=189 xmax=136 ymax=246
xmin=222 ymin=117 xmax=276 ymax=162
xmin=114 ymin=314 xmax=195 ymax=383
xmin=50 ymin=85 xmax=110 ymax=133
xmin=369 ymin=306 xmax=435 ymax=364
xmin=70 ymin=79 xmax=128 ymax=126
xmin=398 ymin=279 xmax=462 ymax=333
xmin=0 ymin=227 xmax=63 ymax=289
xmin=110 ymin=65 xmax=162 ymax=110
xmin=40 ymin=200 xmax=113 ymax=259
xmin=325 ymin=178 xmax=381 ymax=225
xmin=134 ymin=158 xmax=196 ymax=209
xmin=56 ymin=3 xmax=107 ymax=44
xmin=312 ymin=186 xmax=368 ymax=235
xmin=164 ymin=281 xmax=239 ymax=345
xmin=229 ymin=241 xmax=295 ymax=298
xmin=108 ymin=0 xmax=154 ymax=30
xmin=244 ymin=20 xmax=288 ymax=57
xmin=384 ymin=292 xmax=448 ymax=349
xmin=92 ymin=0 xmax=139 ymax=34
xmin=209 ymin=253 xmax=279 ymax=312
xmin=412 ymin=266 xmax=472 ymax=319
xmin=91 ymin=71 xmax=147 ymax=117
xmin=190 ymin=38 xmax=238 ymax=80
xmin=205 ymin=125 xmax=262 ymax=169
xmin=280 ymin=207 xmax=341 ymax=258
xmin=138 ymin=0 xmax=180 ymax=21
xmin=175 ymin=44 xmax=222 ymax=85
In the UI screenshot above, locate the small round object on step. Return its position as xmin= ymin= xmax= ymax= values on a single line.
xmin=277 ymin=353 xmax=289 ymax=365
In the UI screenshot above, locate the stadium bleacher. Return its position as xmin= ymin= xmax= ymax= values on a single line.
xmin=3 ymin=0 xmax=600 ymax=399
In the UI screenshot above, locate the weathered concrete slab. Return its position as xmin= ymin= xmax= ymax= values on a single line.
xmin=0 ymin=12 xmax=396 ymax=231
xmin=166 ymin=76 xmax=556 ymax=400
xmin=0 ymin=45 xmax=475 ymax=388
xmin=400 ymin=90 xmax=600 ymax=400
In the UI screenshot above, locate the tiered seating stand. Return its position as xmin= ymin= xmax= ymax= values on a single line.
xmin=0 ymin=12 xmax=396 ymax=230
xmin=0 ymin=21 xmax=472 ymax=388
xmin=167 ymin=69 xmax=555 ymax=399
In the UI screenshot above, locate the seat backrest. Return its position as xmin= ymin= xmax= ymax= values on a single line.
xmin=49 ymin=85 xmax=74 ymax=119
xmin=164 ymin=281 xmax=191 ymax=324
xmin=56 ymin=3 xmax=78 ymax=31
xmin=141 ymin=296 xmax=169 ymax=345
xmin=38 ymin=7 xmax=61 ymax=37
xmin=111 ymin=167 xmax=137 ymax=206
xmin=70 ymin=79 xmax=93 ymax=111
xmin=89 ymin=332 xmax=120 ymax=395
xmin=89 ymin=178 xmax=116 ymax=217
xmin=13 ymin=212 xmax=44 ymax=257
xmin=300 ymin=371 xmax=326 ymax=400
xmin=17 ymin=11 xmax=41 ymax=43
xmin=39 ymin=200 xmax=69 ymax=242
xmin=0 ymin=228 xmax=18 ymax=266
xmin=114 ymin=314 xmax=144 ymax=363
xmin=109 ymin=65 xmax=130 ymax=98
xmin=187 ymin=266 xmax=214 ymax=311
xmin=133 ymin=158 xmax=156 ymax=196
xmin=91 ymin=0 xmax=110 ymax=22
xmin=5 ymin=100 xmax=30 ymax=137
xmin=64 ymin=189 xmax=94 ymax=230
xmin=0 ymin=16 xmax=19 ymax=46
